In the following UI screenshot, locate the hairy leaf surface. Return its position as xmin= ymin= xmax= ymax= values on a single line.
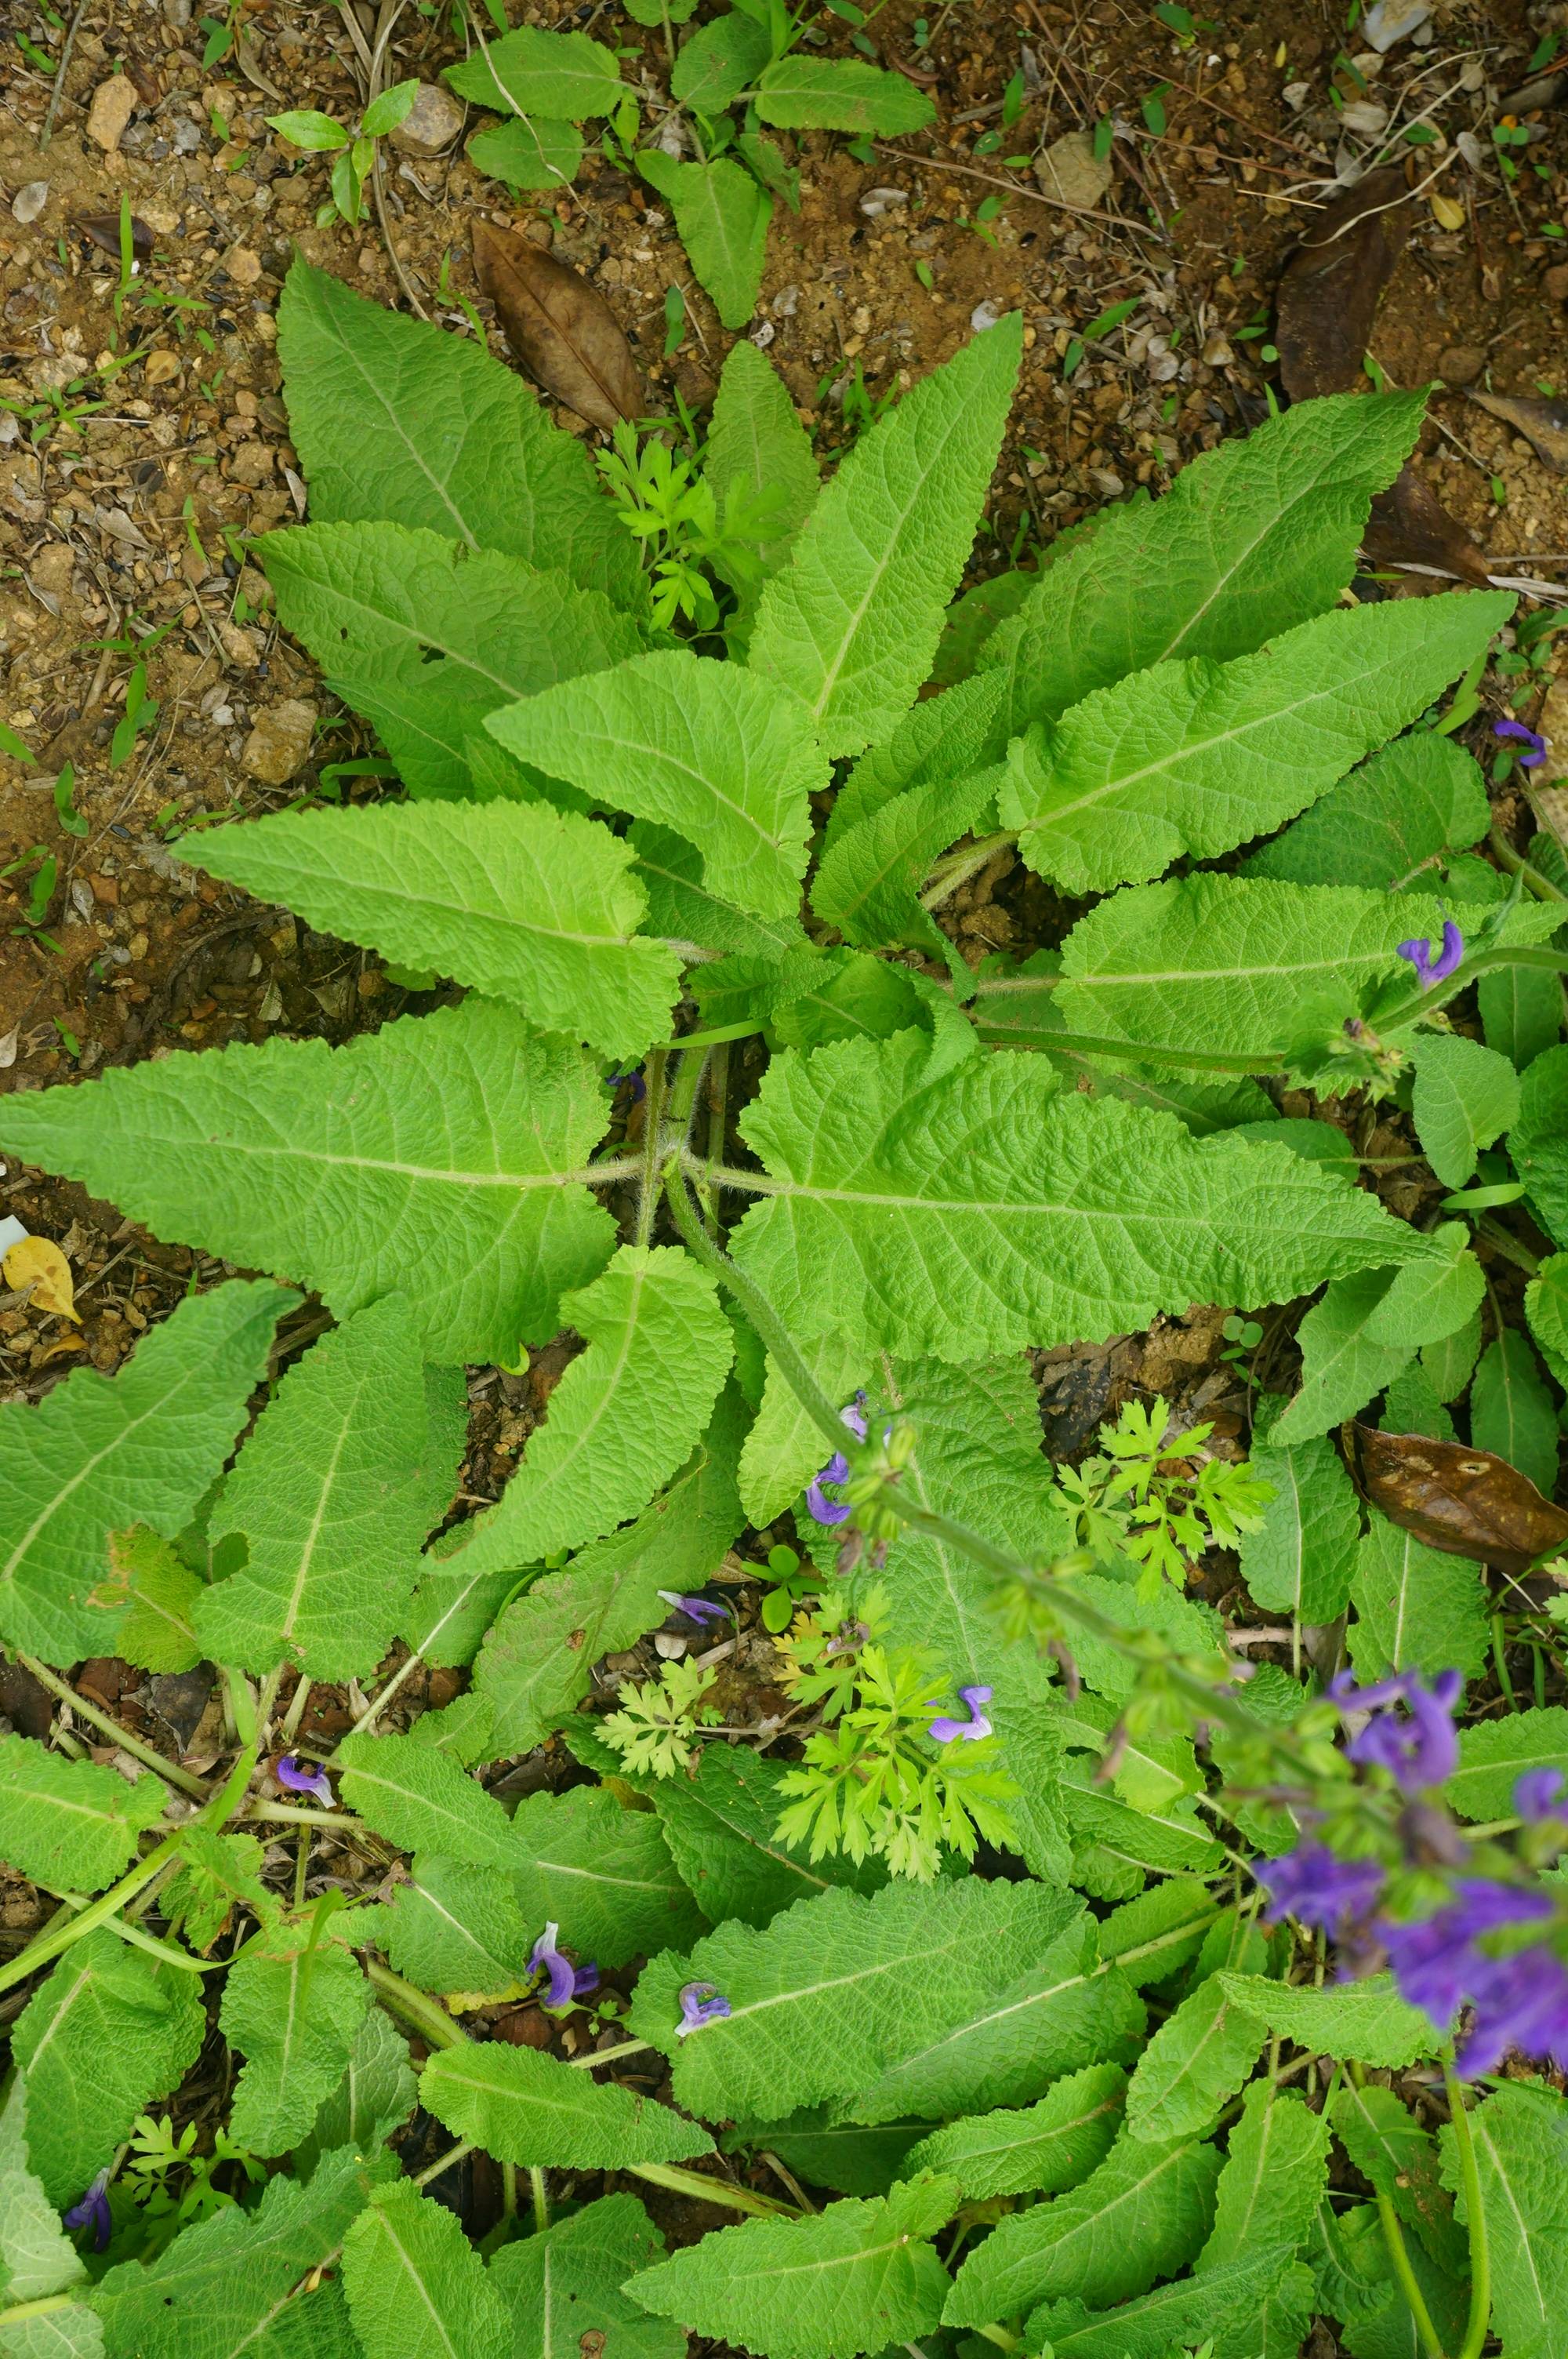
xmin=999 ymin=593 xmax=1508 ymax=894
xmin=1123 ymin=1973 xmax=1266 ymax=2142
xmin=623 ymin=2179 xmax=956 ymax=2359
xmin=336 ymin=1732 xmax=524 ymax=1866
xmin=0 ymin=1734 xmax=166 ymax=1892
xmin=420 ymin=2042 xmax=713 ymax=2169
xmin=635 ymin=154 xmax=771 ymax=329
xmin=488 ymin=2195 xmax=681 ymax=2359
xmin=510 ymin=1787 xmax=706 ymax=1966
xmin=488 ymin=649 xmax=818 ymax=921
xmin=369 ymin=1859 xmax=535 ymax=1998
xmin=1445 ymin=1708 xmax=1568 ymax=1822
xmin=898 ymin=2062 xmax=1128 ymax=2199
xmin=264 ymin=522 xmax=644 ymax=801
xmin=341 ymin=2181 xmax=510 ymax=2359
xmin=0 ymin=1281 xmax=292 ymax=1661
xmin=275 ymin=260 xmax=645 ymax=612
xmin=1243 ymin=732 xmax=1489 ymax=889
xmin=1439 ymin=2081 xmax=1568 ymax=2359
xmin=194 ymin=1297 xmax=462 ymax=1680
xmin=1198 ymin=2079 xmax=1331 ymax=2270
xmin=191 ymin=802 xmax=681 ymax=1063
xmin=1240 ymin=1423 xmax=1361 ymax=1624
xmin=980 ymin=390 xmax=1425 ymax=739
xmin=0 ymin=1002 xmax=615 ymax=1367
xmin=1214 ymin=1972 xmax=1434 ymax=2067
xmin=221 ymin=1921 xmax=372 ymax=2155
xmin=753 ymin=57 xmax=937 ymax=134
xmin=1347 ymin=1509 xmax=1490 ymax=1685
xmin=749 ymin=318 xmax=1022 ymax=755
xmin=703 ymin=340 xmax=818 ymax=594
xmin=731 ymin=1030 xmax=1424 ymax=1358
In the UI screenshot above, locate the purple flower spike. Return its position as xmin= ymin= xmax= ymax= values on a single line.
xmin=1395 ymin=921 xmax=1465 ymax=990
xmin=1494 ymin=718 xmax=1548 ymax=769
xmin=1334 ymin=1670 xmax=1462 ymax=1794
xmin=1515 ymin=1768 xmax=1567 ymax=1822
xmin=656 ymin=1590 xmax=728 ymax=1627
xmin=607 ymin=1068 xmax=648 ymax=1103
xmin=64 ymin=2168 xmax=112 ymax=2252
xmin=1254 ymin=1841 xmax=1385 ymax=1934
xmin=276 ymin=1756 xmax=333 ymax=1805
xmin=928 ymin=1684 xmax=994 ymax=1743
xmin=529 ymin=1922 xmax=593 ymax=2011
xmin=676 ymin=1980 xmax=731 ymax=2038
xmin=805 ymin=1397 xmax=869 ymax=1528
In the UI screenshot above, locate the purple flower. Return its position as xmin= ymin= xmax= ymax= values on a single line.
xmin=1330 ymin=1669 xmax=1462 ymax=1793
xmin=928 ymin=1684 xmax=994 ymax=1743
xmin=276 ymin=1755 xmax=332 ymax=1805
xmin=529 ymin=1923 xmax=597 ymax=2010
xmin=1494 ymin=718 xmax=1548 ymax=769
xmin=1456 ymin=1945 xmax=1568 ymax=2076
xmin=1382 ymin=1879 xmax=1562 ymax=2072
xmin=1254 ymin=1841 xmax=1386 ymax=1934
xmin=656 ymin=1590 xmax=728 ymax=1627
xmin=1515 ymin=1768 xmax=1566 ymax=1823
xmin=805 ymin=1398 xmax=869 ymax=1528
xmin=676 ymin=1979 xmax=731 ymax=2037
xmin=64 ymin=2168 xmax=111 ymax=2252
xmin=1395 ymin=922 xmax=1464 ymax=990
xmin=607 ymin=1068 xmax=648 ymax=1102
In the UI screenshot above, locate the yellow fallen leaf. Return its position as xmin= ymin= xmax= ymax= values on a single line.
xmin=4 ymin=1234 xmax=81 ymax=1321
xmin=1430 ymin=192 xmax=1465 ymax=231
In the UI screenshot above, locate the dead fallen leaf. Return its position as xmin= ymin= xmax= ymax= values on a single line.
xmin=1351 ymin=1423 xmax=1568 ymax=1576
xmin=75 ymin=212 xmax=155 ymax=261
xmin=1363 ymin=463 xmax=1493 ymax=587
xmin=472 ymin=220 xmax=642 ymax=432
xmin=3 ymin=1234 xmax=80 ymax=1322
xmin=1277 ymin=165 xmax=1413 ymax=401
xmin=1468 ymin=390 xmax=1568 ymax=474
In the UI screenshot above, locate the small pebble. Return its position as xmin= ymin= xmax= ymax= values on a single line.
xmin=85 ymin=75 xmax=138 ymax=154
xmin=12 ymin=182 xmax=49 ymax=226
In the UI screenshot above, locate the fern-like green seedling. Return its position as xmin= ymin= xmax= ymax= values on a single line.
xmin=600 ymin=1656 xmax=723 ymax=1779
xmin=1054 ymin=1397 xmax=1275 ymax=1593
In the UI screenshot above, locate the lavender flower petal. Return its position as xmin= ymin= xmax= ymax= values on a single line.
xmin=656 ymin=1590 xmax=728 ymax=1627
xmin=929 ymin=1684 xmax=994 ymax=1743
xmin=529 ymin=1922 xmax=579 ymax=2010
xmin=676 ymin=1980 xmax=731 ymax=2037
xmin=805 ymin=1449 xmax=853 ymax=1527
xmin=276 ymin=1755 xmax=333 ymax=1804
xmin=1514 ymin=1768 xmax=1566 ymax=1822
xmin=1395 ymin=922 xmax=1464 ymax=990
xmin=64 ymin=2168 xmax=112 ymax=2252
xmin=1494 ymin=718 xmax=1548 ymax=769
xmin=1254 ymin=1841 xmax=1385 ymax=1934
xmin=1341 ymin=1670 xmax=1461 ymax=1792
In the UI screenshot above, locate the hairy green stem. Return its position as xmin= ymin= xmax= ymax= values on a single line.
xmin=1351 ymin=2065 xmax=1446 ymax=2359
xmin=529 ymin=2165 xmax=550 ymax=2234
xmin=635 ymin=1049 xmax=671 ymax=1248
xmin=1444 ymin=2064 xmax=1490 ymax=2359
xmin=0 ymin=2297 xmax=75 ymax=2331
xmin=16 ymin=1652 xmax=210 ymax=1800
xmin=413 ymin=2139 xmax=474 ymax=2187
xmin=0 ymin=1744 xmax=256 ymax=1997
xmin=626 ymin=2160 xmax=800 ymax=2219
xmin=1488 ymin=823 xmax=1567 ymax=903
xmin=364 ymin=1957 xmax=464 ymax=2052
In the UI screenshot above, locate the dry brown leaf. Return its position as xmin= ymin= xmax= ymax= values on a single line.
xmin=1276 ymin=165 xmax=1413 ymax=401
xmin=75 ymin=212 xmax=155 ymax=260
xmin=1351 ymin=1423 xmax=1568 ymax=1576
xmin=1468 ymin=390 xmax=1568 ymax=474
xmin=472 ymin=220 xmax=643 ymax=432
xmin=3 ymin=1234 xmax=80 ymax=1322
xmin=1362 ymin=463 xmax=1493 ymax=587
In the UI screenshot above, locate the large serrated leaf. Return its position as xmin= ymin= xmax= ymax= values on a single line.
xmin=510 ymin=1786 xmax=706 ymax=1966
xmin=1056 ymin=874 xmax=1564 ymax=1063
xmin=193 ymin=1297 xmax=463 ymax=1681
xmin=1346 ymin=1508 xmax=1489 ymax=1684
xmin=275 ymin=260 xmax=646 ymax=615
xmin=1332 ymin=2081 xmax=1465 ymax=2276
xmin=898 ymin=2062 xmax=1128 ymax=2200
xmin=1439 ymin=2081 xmax=1568 ymax=2359
xmin=1271 ymin=1270 xmax=1418 ymax=1448
xmin=470 ymin=1387 xmax=746 ymax=1757
xmin=703 ymin=340 xmax=818 ymax=597
xmin=432 ymin=1245 xmax=732 ymax=1572
xmin=998 ymin=591 xmax=1508 ymax=894
xmin=444 ymin=25 xmax=621 ymax=118
xmin=13 ymin=1931 xmax=208 ymax=2206
xmin=367 ymin=1858 xmax=534 ymax=1998
xmin=1513 ymin=1042 xmax=1568 ymax=1247
xmin=1240 ymin=1419 xmax=1362 ymax=1624
xmin=942 ymin=2127 xmax=1221 ymax=2324
xmin=980 ymin=389 xmax=1425 ymax=740
xmin=0 ymin=2080 xmax=89 ymax=2310
xmin=624 ymin=2179 xmax=956 ymax=2359
xmin=730 ymin=1030 xmax=1424 ymax=1360
xmin=1198 ymin=2078 xmax=1330 ymax=2270
xmin=341 ymin=2181 xmax=510 ymax=2359
xmin=336 ymin=1732 xmax=521 ymax=1868
xmin=296 ymin=2008 xmax=418 ymax=2169
xmin=263 ymin=522 xmax=645 ymax=801
xmin=420 ymin=2041 xmax=713 ymax=2169
xmin=629 ymin=1879 xmax=1080 ymax=2124
xmin=94 ymin=2142 xmax=394 ymax=2359
xmin=1215 ymin=1972 xmax=1435 ymax=2068
xmin=749 ymin=319 xmax=1022 ymax=756
xmin=1410 ymin=1030 xmax=1521 ymax=1190
xmin=0 ymin=1734 xmax=167 ymax=1892
xmin=1445 ymin=1707 xmax=1568 ymax=1822
xmin=754 ymin=56 xmax=937 ymax=134
xmin=488 ymin=649 xmax=819 ymax=921
xmin=190 ymin=802 xmax=681 ymax=1064
xmin=0 ymin=1002 xmax=615 ymax=1368
xmin=1123 ymin=1972 xmax=1266 ymax=2143
xmin=1243 ymin=731 xmax=1489 ymax=889
xmin=489 ymin=2194 xmax=682 ymax=2359
xmin=221 ymin=1921 xmax=372 ymax=2156
xmin=1029 ymin=2248 xmax=1300 ymax=2359
xmin=636 ymin=154 xmax=771 ymax=329
xmin=0 ymin=1281 xmax=293 ymax=1662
